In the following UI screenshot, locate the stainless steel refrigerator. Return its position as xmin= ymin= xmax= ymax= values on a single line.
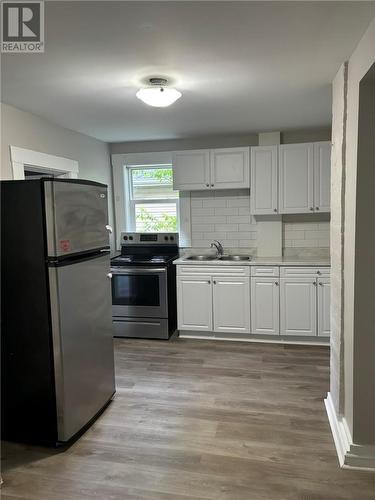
xmin=1 ymin=178 xmax=115 ymax=445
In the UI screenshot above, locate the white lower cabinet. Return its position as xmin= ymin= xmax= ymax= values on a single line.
xmin=318 ymin=278 xmax=331 ymax=337
xmin=251 ymin=278 xmax=279 ymax=335
xmin=177 ymin=273 xmax=250 ymax=333
xmin=213 ymin=277 xmax=250 ymax=333
xmin=177 ymin=276 xmax=213 ymax=331
xmin=280 ymin=278 xmax=317 ymax=336
xmin=177 ymin=266 xmax=330 ymax=339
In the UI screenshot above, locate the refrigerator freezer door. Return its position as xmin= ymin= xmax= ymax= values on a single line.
xmin=45 ymin=180 xmax=109 ymax=257
xmin=49 ymin=253 xmax=115 ymax=442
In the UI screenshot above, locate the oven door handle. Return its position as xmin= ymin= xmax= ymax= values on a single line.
xmin=110 ymin=267 xmax=167 ymax=275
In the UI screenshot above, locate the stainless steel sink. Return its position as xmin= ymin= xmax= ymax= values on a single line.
xmin=186 ymin=255 xmax=217 ymax=261
xmin=219 ymin=255 xmax=251 ymax=261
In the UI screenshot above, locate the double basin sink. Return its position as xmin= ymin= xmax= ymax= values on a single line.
xmin=186 ymin=255 xmax=251 ymax=262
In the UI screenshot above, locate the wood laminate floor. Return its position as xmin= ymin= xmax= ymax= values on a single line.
xmin=2 ymin=338 xmax=375 ymax=500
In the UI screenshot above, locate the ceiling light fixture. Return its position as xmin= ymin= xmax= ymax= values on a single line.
xmin=136 ymin=78 xmax=182 ymax=108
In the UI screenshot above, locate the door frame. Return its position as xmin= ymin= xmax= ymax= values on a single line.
xmin=10 ymin=146 xmax=79 ymax=180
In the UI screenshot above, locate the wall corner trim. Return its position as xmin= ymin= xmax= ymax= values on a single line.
xmin=325 ymin=392 xmax=375 ymax=471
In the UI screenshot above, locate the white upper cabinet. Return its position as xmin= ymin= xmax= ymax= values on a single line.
xmin=318 ymin=278 xmax=331 ymax=337
xmin=279 ymin=143 xmax=315 ymax=214
xmin=250 ymin=146 xmax=278 ymax=215
xmin=177 ymin=276 xmax=213 ymax=331
xmin=251 ymin=277 xmax=279 ymax=335
xmin=314 ymin=142 xmax=331 ymax=212
xmin=212 ymin=276 xmax=250 ymax=334
xmin=210 ymin=147 xmax=250 ymax=190
xmin=280 ymin=277 xmax=317 ymax=336
xmin=173 ymin=147 xmax=249 ymax=191
xmin=173 ymin=150 xmax=210 ymax=191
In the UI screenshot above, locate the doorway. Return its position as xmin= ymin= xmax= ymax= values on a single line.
xmin=10 ymin=146 xmax=79 ymax=180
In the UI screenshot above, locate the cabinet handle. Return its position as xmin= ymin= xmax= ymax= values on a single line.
xmin=317 ymin=270 xmax=321 ymax=275
xmin=211 ymin=184 xmax=214 ymax=187
xmin=274 ymin=281 xmax=279 ymax=286
xmin=206 ymin=183 xmax=209 ymax=187
xmin=207 ymin=280 xmax=211 ymax=284
xmin=310 ymin=207 xmax=314 ymax=211
xmin=313 ymin=281 xmax=317 ymax=286
xmin=319 ymin=282 xmax=323 ymax=286
xmin=273 ymin=208 xmax=277 ymax=213
xmin=316 ymin=207 xmax=320 ymax=211
xmin=213 ymin=280 xmax=217 ymax=285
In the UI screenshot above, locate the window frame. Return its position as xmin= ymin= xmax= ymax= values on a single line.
xmin=112 ymin=152 xmax=192 ymax=250
xmin=126 ymin=164 xmax=180 ymax=233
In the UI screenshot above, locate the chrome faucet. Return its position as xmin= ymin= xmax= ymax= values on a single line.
xmin=210 ymin=240 xmax=224 ymax=257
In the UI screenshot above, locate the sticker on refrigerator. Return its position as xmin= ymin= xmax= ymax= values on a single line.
xmin=60 ymin=240 xmax=71 ymax=252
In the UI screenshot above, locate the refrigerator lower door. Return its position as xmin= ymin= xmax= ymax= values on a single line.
xmin=49 ymin=253 xmax=115 ymax=442
xmin=45 ymin=179 xmax=110 ymax=258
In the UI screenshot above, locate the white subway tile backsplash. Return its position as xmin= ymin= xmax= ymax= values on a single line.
xmin=189 ymin=190 xmax=330 ymax=253
xmin=189 ymin=189 xmax=257 ymax=250
xmin=238 ymin=207 xmax=251 ymax=215
xmin=214 ymin=207 xmax=239 ymax=216
xmin=202 ymin=199 xmax=227 ymax=208
xmin=192 ymin=215 xmax=227 ymax=224
xmin=283 ymin=220 xmax=330 ymax=250
xmin=227 ymin=198 xmax=250 ymax=208
xmin=191 ymin=208 xmax=215 ymax=216
xmin=192 ymin=224 xmax=215 ymax=232
xmin=214 ymin=224 xmax=239 ymax=232
xmin=238 ymin=224 xmax=257 ymax=232
xmin=285 ymin=230 xmax=305 ymax=240
xmin=227 ymin=215 xmax=253 ymax=224
xmin=191 ymin=199 xmax=203 ymax=208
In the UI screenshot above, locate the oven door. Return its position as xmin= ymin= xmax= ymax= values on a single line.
xmin=111 ymin=267 xmax=168 ymax=318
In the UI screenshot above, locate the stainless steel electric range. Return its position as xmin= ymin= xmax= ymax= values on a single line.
xmin=110 ymin=232 xmax=179 ymax=339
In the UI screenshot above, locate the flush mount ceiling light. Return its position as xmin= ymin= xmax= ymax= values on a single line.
xmin=136 ymin=78 xmax=182 ymax=108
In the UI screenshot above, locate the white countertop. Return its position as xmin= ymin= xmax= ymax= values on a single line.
xmin=174 ymin=255 xmax=330 ymax=266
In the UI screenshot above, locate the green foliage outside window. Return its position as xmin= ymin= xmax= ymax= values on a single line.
xmin=136 ymin=207 xmax=177 ymax=232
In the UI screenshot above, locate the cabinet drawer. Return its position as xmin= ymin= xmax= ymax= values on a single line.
xmin=177 ymin=265 xmax=250 ymax=277
xmin=251 ymin=266 xmax=279 ymax=277
xmin=280 ymin=266 xmax=330 ymax=278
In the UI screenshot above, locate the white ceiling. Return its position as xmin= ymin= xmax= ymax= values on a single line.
xmin=2 ymin=1 xmax=375 ymax=142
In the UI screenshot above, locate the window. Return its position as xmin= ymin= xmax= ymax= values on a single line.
xmin=127 ymin=165 xmax=179 ymax=232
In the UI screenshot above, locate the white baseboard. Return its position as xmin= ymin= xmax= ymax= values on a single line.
xmin=325 ymin=392 xmax=375 ymax=471
xmin=178 ymin=331 xmax=329 ymax=346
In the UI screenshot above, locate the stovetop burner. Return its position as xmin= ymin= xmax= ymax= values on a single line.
xmin=111 ymin=232 xmax=179 ymax=267
xmin=111 ymin=254 xmax=177 ymax=266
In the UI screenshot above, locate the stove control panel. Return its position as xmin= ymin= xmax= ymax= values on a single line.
xmin=120 ymin=232 xmax=179 ymax=245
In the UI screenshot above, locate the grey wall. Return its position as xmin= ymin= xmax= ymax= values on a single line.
xmin=281 ymin=127 xmax=331 ymax=144
xmin=1 ymin=103 xmax=115 ymax=248
xmin=330 ymin=15 xmax=375 ymax=456
xmin=110 ymin=127 xmax=331 ymax=155
xmin=110 ymin=134 xmax=259 ymax=154
xmin=353 ymin=71 xmax=375 ymax=445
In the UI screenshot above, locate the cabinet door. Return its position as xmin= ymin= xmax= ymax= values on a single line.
xmin=279 ymin=143 xmax=314 ymax=213
xmin=250 ymin=146 xmax=278 ymax=215
xmin=251 ymin=278 xmax=279 ymax=335
xmin=212 ymin=277 xmax=250 ymax=333
xmin=210 ymin=147 xmax=250 ymax=190
xmin=177 ymin=276 xmax=212 ymax=331
xmin=173 ymin=150 xmax=210 ymax=190
xmin=280 ymin=278 xmax=317 ymax=336
xmin=314 ymin=142 xmax=331 ymax=213
xmin=318 ymin=278 xmax=331 ymax=337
